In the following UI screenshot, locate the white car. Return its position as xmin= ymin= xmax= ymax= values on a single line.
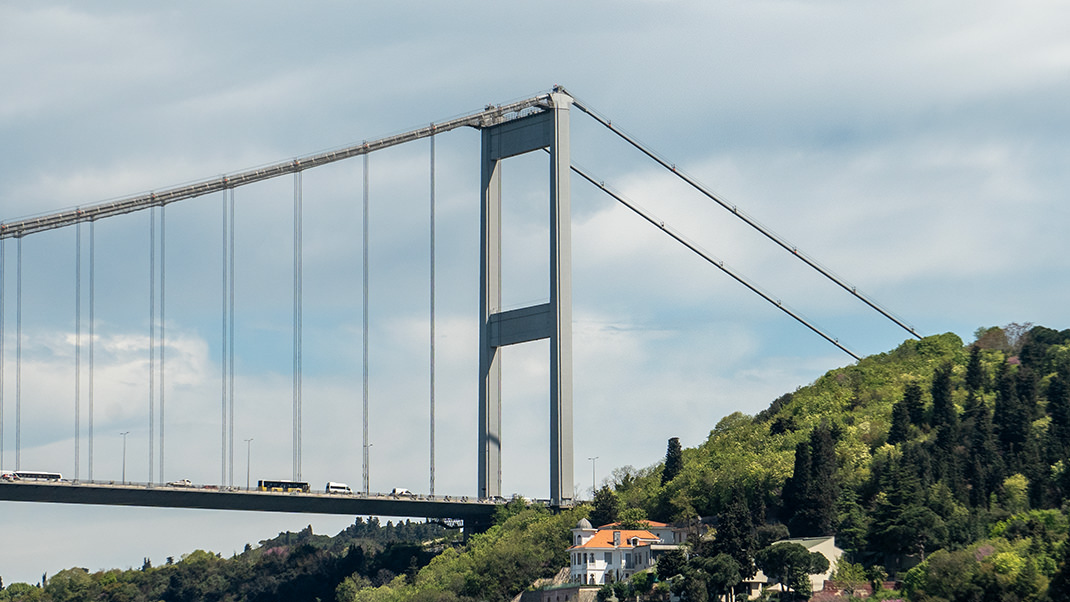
xmin=166 ymin=479 xmax=193 ymax=487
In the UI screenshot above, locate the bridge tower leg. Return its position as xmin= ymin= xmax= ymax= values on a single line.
xmin=479 ymin=92 xmax=574 ymax=506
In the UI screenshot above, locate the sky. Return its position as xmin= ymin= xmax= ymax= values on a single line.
xmin=1 ymin=0 xmax=1069 ymax=586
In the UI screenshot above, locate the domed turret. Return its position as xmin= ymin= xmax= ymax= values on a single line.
xmin=576 ymin=517 xmax=593 ymax=530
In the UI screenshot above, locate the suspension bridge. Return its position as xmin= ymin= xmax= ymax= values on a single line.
xmin=0 ymin=87 xmax=918 ymax=530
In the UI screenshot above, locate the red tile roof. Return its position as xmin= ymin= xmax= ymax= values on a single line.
xmin=569 ymin=529 xmax=660 ymax=550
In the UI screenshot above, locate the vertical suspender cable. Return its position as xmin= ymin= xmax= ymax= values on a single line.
xmin=75 ymin=222 xmax=81 ymax=481
xmin=88 ymin=221 xmax=95 ymax=481
xmin=1 ymin=240 xmax=5 ymax=472
xmin=293 ymin=170 xmax=302 ymax=482
xmin=149 ymin=207 xmax=155 ymax=485
xmin=160 ymin=205 xmax=166 ymax=484
xmin=15 ymin=237 xmax=21 ymax=470
xmin=228 ymin=190 xmax=235 ymax=487
xmin=221 ymin=189 xmax=229 ymax=486
xmin=429 ymin=128 xmax=436 ymax=497
xmin=0 ymin=240 xmax=4 ymax=472
xmin=362 ymin=150 xmax=369 ymax=495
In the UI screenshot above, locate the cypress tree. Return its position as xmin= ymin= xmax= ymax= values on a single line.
xmin=903 ymin=382 xmax=925 ymax=428
xmin=714 ymin=488 xmax=758 ymax=578
xmin=784 ymin=424 xmax=838 ymax=536
xmin=662 ymin=437 xmax=684 ymax=485
xmin=965 ymin=345 xmax=985 ymax=393
xmin=1047 ymin=367 xmax=1070 ymax=462
xmin=996 ymin=364 xmax=1030 ymax=473
xmin=930 ymin=363 xmax=960 ymax=485
xmin=1018 ymin=366 xmax=1039 ymax=421
xmin=888 ymin=391 xmax=912 ymax=445
xmin=931 ymin=363 xmax=958 ymax=436
xmin=966 ymin=399 xmax=1003 ymax=508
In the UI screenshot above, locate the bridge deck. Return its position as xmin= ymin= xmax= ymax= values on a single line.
xmin=0 ymin=482 xmax=499 ymax=529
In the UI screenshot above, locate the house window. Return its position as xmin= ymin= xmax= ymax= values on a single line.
xmin=604 ymin=552 xmax=612 ymax=564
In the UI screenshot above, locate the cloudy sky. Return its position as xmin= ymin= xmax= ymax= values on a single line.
xmin=1 ymin=0 xmax=1069 ymax=585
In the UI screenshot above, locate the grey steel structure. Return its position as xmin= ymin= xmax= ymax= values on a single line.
xmin=0 ymin=481 xmax=496 ymax=531
xmin=479 ymin=92 xmax=573 ymax=506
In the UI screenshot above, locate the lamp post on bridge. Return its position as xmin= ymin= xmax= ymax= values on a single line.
xmin=120 ymin=431 xmax=130 ymax=484
xmin=364 ymin=443 xmax=372 ymax=495
xmin=588 ymin=456 xmax=598 ymax=500
xmin=244 ymin=438 xmax=253 ymax=491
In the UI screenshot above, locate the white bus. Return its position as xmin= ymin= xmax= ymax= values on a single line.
xmin=13 ymin=471 xmax=63 ymax=481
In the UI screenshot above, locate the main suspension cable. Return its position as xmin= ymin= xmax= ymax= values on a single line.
xmin=570 ymin=160 xmax=860 ymax=361
xmin=565 ymin=91 xmax=919 ymax=341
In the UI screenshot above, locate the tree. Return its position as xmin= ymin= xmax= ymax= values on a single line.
xmin=830 ymin=561 xmax=868 ymax=598
xmin=965 ymin=397 xmax=1003 ymax=507
xmin=630 ymin=571 xmax=654 ymax=597
xmin=754 ymin=543 xmax=828 ymax=599
xmin=887 ymin=392 xmax=911 ymax=445
xmin=590 ymin=486 xmax=621 ymax=528
xmin=699 ymin=553 xmax=742 ymax=601
xmin=783 ymin=423 xmax=838 ymax=536
xmin=966 ymin=344 xmax=986 ymax=393
xmin=656 ymin=548 xmax=687 ymax=582
xmin=903 ymin=381 xmax=925 ymax=427
xmin=662 ymin=437 xmax=683 ymax=485
xmin=713 ymin=488 xmax=757 ymax=578
xmin=617 ymin=507 xmax=649 ymax=530
xmin=995 ymin=363 xmax=1032 ymax=475
xmin=930 ymin=363 xmax=960 ymax=482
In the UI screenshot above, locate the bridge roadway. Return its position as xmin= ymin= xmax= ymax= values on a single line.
xmin=0 ymin=481 xmax=502 ymax=530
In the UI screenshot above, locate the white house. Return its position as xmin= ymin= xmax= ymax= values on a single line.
xmin=568 ymin=518 xmax=688 ymax=586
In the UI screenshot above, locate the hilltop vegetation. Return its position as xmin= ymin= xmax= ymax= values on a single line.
xmin=0 ymin=518 xmax=453 ymax=602
xmin=6 ymin=324 xmax=1070 ymax=601
xmin=596 ymin=323 xmax=1070 ymax=600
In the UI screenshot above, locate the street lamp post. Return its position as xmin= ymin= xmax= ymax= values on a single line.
xmin=364 ymin=443 xmax=373 ymax=495
xmin=120 ymin=431 xmax=130 ymax=484
xmin=244 ymin=438 xmax=253 ymax=490
xmin=588 ymin=456 xmax=598 ymax=500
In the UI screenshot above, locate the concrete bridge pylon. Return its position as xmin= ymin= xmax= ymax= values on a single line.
xmin=479 ymin=91 xmax=574 ymax=507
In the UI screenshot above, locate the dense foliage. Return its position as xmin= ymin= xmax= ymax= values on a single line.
xmin=609 ymin=324 xmax=1070 ymax=601
xmin=8 ymin=323 xmax=1070 ymax=601
xmin=0 ymin=519 xmax=450 ymax=602
xmin=0 ymin=505 xmax=588 ymax=602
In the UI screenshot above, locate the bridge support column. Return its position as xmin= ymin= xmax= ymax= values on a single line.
xmin=479 ymin=92 xmax=574 ymax=506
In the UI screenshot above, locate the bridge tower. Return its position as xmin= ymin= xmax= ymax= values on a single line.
xmin=479 ymin=91 xmax=574 ymax=506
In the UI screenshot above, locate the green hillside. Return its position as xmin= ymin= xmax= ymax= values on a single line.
xmin=6 ymin=324 xmax=1070 ymax=602
xmin=597 ymin=324 xmax=1070 ymax=600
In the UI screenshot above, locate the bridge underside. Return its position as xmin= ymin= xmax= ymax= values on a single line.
xmin=0 ymin=483 xmax=496 ymax=531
